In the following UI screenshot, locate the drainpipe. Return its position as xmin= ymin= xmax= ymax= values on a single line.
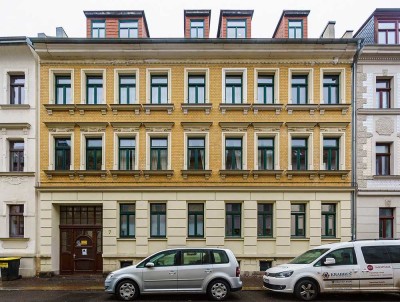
xmin=351 ymin=39 xmax=362 ymax=241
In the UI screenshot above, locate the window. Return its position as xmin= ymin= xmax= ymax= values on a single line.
xmin=258 ymin=204 xmax=273 ymax=237
xmin=55 ymin=76 xmax=71 ymax=104
xmin=291 ymin=138 xmax=307 ymax=170
xmin=150 ymin=203 xmax=166 ymax=237
xmin=86 ymin=138 xmax=102 ymax=170
xmin=225 ymin=75 xmax=242 ymax=104
xmin=187 ymin=138 xmax=205 ymax=170
xmin=378 ymin=22 xmax=396 ymax=44
xmin=227 ymin=20 xmax=246 ymax=38
xmin=119 ymin=138 xmax=135 ymax=170
xmin=9 ymin=141 xmax=24 ymax=172
xmin=86 ymin=76 xmax=103 ymax=104
xmin=150 ymin=138 xmax=168 ymax=170
xmin=323 ymin=138 xmax=339 ymax=170
xmin=321 ymin=204 xmax=336 ymax=237
xmin=323 ymin=75 xmax=339 ymax=104
xmin=9 ymin=205 xmax=24 ymax=237
xmin=212 ymin=250 xmax=229 ymax=264
xmin=387 ymin=246 xmax=400 ymax=263
xmin=226 ymin=203 xmax=241 ymax=237
xmin=361 ymin=246 xmax=391 ymax=264
xmin=119 ymin=20 xmax=138 ymax=38
xmin=323 ymin=248 xmax=357 ymax=266
xmin=188 ymin=204 xmax=204 ymax=238
xmin=119 ymin=75 xmax=136 ymax=104
xmin=376 ymin=80 xmax=391 ymax=108
xmin=258 ymin=138 xmax=274 ymax=170
xmin=379 ymin=208 xmax=394 ymax=239
xmin=291 ymin=204 xmax=305 ymax=237
xmin=260 ymin=261 xmax=272 ymax=271
xmin=288 ymin=20 xmax=303 ymax=38
xmin=55 ymin=138 xmax=71 ymax=170
xmin=143 ymin=250 xmax=177 ymax=267
xmin=120 ymin=204 xmax=135 ymax=238
xmin=182 ymin=250 xmax=210 ymax=265
xmin=190 ymin=20 xmax=204 ymax=38
xmin=151 ymin=75 xmax=168 ymax=104
xmin=225 ymin=138 xmax=242 ymax=170
xmin=60 ymin=206 xmax=102 ymax=225
xmin=291 ymin=75 xmax=308 ymax=104
xmin=257 ymin=75 xmax=274 ymax=104
xmin=10 ymin=75 xmax=25 ymax=105
xmin=188 ymin=75 xmax=205 ymax=104
xmin=92 ymin=20 xmax=105 ymax=38
xmin=376 ymin=143 xmax=391 ymax=175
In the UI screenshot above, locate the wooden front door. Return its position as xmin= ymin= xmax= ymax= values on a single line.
xmin=59 ymin=206 xmax=103 ymax=274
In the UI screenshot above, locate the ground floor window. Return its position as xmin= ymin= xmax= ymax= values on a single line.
xmin=379 ymin=208 xmax=394 ymax=239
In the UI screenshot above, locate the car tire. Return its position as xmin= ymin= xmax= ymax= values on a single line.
xmin=116 ymin=280 xmax=139 ymax=301
xmin=207 ymin=279 xmax=230 ymax=301
xmin=294 ymin=279 xmax=319 ymax=301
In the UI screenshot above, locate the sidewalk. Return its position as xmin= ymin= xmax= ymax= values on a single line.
xmin=0 ymin=274 xmax=264 ymax=291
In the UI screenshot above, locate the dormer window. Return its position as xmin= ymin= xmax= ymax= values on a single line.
xmin=190 ymin=20 xmax=204 ymax=38
xmin=119 ymin=20 xmax=138 ymax=38
xmin=92 ymin=20 xmax=105 ymax=38
xmin=227 ymin=20 xmax=246 ymax=38
xmin=288 ymin=20 xmax=303 ymax=38
xmin=378 ymin=22 xmax=397 ymax=44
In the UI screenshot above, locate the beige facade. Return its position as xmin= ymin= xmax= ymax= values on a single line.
xmin=34 ymin=39 xmax=357 ymax=274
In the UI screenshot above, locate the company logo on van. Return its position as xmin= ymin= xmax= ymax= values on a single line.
xmin=323 ymin=272 xmax=330 ymax=279
xmin=367 ymin=265 xmax=373 ymax=271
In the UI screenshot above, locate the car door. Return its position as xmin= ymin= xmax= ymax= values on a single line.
xmin=142 ymin=250 xmax=179 ymax=292
xmin=358 ymin=245 xmax=394 ymax=290
xmin=319 ymin=247 xmax=360 ymax=291
xmin=177 ymin=250 xmax=212 ymax=292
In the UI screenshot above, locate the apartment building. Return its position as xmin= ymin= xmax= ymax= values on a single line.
xmin=32 ymin=9 xmax=358 ymax=275
xmin=355 ymin=9 xmax=400 ymax=240
xmin=0 ymin=37 xmax=38 ymax=276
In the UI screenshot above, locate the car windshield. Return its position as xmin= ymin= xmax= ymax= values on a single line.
xmin=289 ymin=248 xmax=330 ymax=264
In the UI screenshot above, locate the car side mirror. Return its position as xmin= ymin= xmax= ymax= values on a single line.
xmin=145 ymin=262 xmax=155 ymax=268
xmin=324 ymin=257 xmax=336 ymax=266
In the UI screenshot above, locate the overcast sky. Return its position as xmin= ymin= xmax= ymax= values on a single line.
xmin=0 ymin=0 xmax=398 ymax=38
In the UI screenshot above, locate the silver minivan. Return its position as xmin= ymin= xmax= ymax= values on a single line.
xmin=105 ymin=248 xmax=242 ymax=301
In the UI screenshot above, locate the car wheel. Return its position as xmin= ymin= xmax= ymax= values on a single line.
xmin=294 ymin=279 xmax=319 ymax=301
xmin=117 ymin=280 xmax=139 ymax=301
xmin=207 ymin=279 xmax=230 ymax=301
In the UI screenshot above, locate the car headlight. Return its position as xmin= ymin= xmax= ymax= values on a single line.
xmin=275 ymin=271 xmax=294 ymax=278
xmin=106 ymin=273 xmax=114 ymax=280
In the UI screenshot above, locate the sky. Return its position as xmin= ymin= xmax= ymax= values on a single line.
xmin=0 ymin=0 xmax=398 ymax=39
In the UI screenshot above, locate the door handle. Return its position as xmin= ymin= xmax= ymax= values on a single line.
xmin=361 ymin=270 xmax=369 ymax=272
xmin=73 ymin=253 xmax=76 ymax=259
xmin=205 ymin=269 xmax=212 ymax=273
xmin=169 ymin=271 xmax=176 ymax=275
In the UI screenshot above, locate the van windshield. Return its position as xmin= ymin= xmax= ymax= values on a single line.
xmin=289 ymin=248 xmax=330 ymax=264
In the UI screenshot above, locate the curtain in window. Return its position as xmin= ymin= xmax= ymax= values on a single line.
xmin=150 ymin=150 xmax=158 ymax=170
xmin=199 ymin=149 xmax=205 ymax=169
xmin=234 ymin=149 xmax=241 ymax=169
xmin=160 ymin=149 xmax=168 ymax=170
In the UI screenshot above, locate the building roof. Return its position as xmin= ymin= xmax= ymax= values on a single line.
xmin=354 ymin=8 xmax=400 ymax=38
xmin=217 ymin=10 xmax=254 ymax=38
xmin=0 ymin=36 xmax=28 ymax=45
xmin=272 ymin=10 xmax=310 ymax=38
xmin=83 ymin=10 xmax=150 ymax=37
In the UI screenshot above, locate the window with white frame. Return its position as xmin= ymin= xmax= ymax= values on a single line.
xmin=48 ymin=132 xmax=74 ymax=171
xmin=146 ymin=133 xmax=171 ymax=171
xmin=49 ymin=69 xmax=74 ymax=104
xmin=320 ymin=133 xmax=345 ymax=171
xmin=81 ymin=70 xmax=106 ymax=104
xmin=320 ymin=69 xmax=345 ymax=104
xmin=288 ymin=133 xmax=313 ymax=171
xmin=289 ymin=69 xmax=313 ymax=104
xmin=254 ymin=69 xmax=279 ymax=104
xmin=2 ymin=71 xmax=28 ymax=106
xmin=254 ymin=131 xmax=280 ymax=171
xmin=146 ymin=69 xmax=171 ymax=104
xmin=81 ymin=133 xmax=105 ymax=171
xmin=114 ymin=132 xmax=138 ymax=171
xmin=222 ymin=68 xmax=247 ymax=104
xmin=184 ymin=68 xmax=209 ymax=104
xmin=114 ymin=69 xmax=139 ymax=104
xmin=222 ymin=132 xmax=247 ymax=170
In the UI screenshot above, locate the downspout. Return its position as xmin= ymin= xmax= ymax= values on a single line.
xmin=351 ymin=39 xmax=362 ymax=241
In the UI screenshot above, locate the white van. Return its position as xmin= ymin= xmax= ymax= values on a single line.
xmin=263 ymin=240 xmax=400 ymax=300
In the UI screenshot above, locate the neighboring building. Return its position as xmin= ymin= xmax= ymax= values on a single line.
xmin=0 ymin=37 xmax=38 ymax=276
xmin=32 ymin=9 xmax=357 ymax=275
xmin=355 ymin=8 xmax=400 ymax=239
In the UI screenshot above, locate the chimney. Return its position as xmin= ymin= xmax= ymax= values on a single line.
xmin=184 ymin=10 xmax=211 ymax=38
xmin=37 ymin=33 xmax=47 ymax=38
xmin=342 ymin=30 xmax=353 ymax=38
xmin=56 ymin=27 xmax=68 ymax=38
xmin=320 ymin=21 xmax=335 ymax=38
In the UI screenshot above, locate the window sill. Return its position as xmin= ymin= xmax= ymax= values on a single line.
xmin=143 ymin=104 xmax=174 ymax=115
xmin=252 ymin=104 xmax=284 ymax=115
xmin=76 ymin=170 xmax=107 ymax=179
xmin=318 ymin=170 xmax=350 ymax=180
xmin=357 ymin=108 xmax=400 ymax=115
xmin=252 ymin=170 xmax=283 ymax=180
xmin=43 ymin=170 xmax=75 ymax=179
xmin=148 ymin=237 xmax=167 ymax=241
xmin=0 ymin=237 xmax=29 ymax=241
xmin=75 ymin=104 xmax=108 ymax=115
xmin=109 ymin=104 xmax=141 ymax=115
xmin=321 ymin=237 xmax=340 ymax=242
xmin=319 ymin=104 xmax=350 ymax=115
xmin=257 ymin=237 xmax=275 ymax=241
xmin=286 ymin=104 xmax=318 ymax=115
xmin=181 ymin=103 xmax=212 ymax=115
xmin=219 ymin=103 xmax=251 ymax=114
xmin=290 ymin=237 xmax=309 ymax=241
xmin=0 ymin=104 xmax=30 ymax=110
xmin=43 ymin=104 xmax=75 ymax=115
xmin=373 ymin=175 xmax=400 ymax=179
xmin=181 ymin=169 xmax=212 ymax=180
xmin=225 ymin=237 xmax=244 ymax=241
xmin=186 ymin=237 xmax=206 ymax=241
xmin=219 ymin=169 xmax=250 ymax=180
xmin=143 ymin=170 xmax=174 ymax=179
xmin=286 ymin=170 xmax=318 ymax=180
xmin=0 ymin=172 xmax=35 ymax=177
xmin=110 ymin=170 xmax=141 ymax=180
xmin=117 ymin=237 xmax=136 ymax=241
